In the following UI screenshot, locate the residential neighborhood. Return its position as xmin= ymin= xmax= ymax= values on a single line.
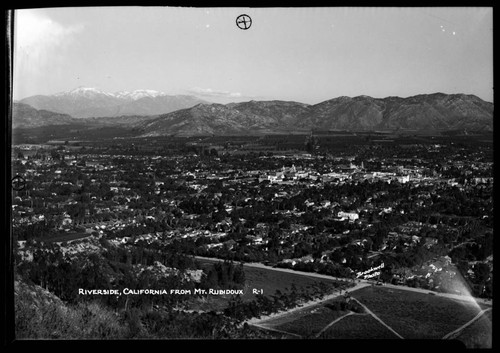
xmin=12 ymin=135 xmax=493 ymax=301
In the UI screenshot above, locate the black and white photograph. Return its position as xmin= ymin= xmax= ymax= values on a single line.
xmin=7 ymin=6 xmax=493 ymax=346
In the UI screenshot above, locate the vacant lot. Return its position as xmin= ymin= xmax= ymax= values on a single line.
xmin=351 ymin=286 xmax=488 ymax=339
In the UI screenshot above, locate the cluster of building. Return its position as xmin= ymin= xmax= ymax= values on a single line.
xmin=12 ymin=140 xmax=493 ymax=297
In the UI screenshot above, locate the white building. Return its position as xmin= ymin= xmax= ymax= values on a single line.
xmin=337 ymin=211 xmax=359 ymax=221
xmin=396 ymin=175 xmax=410 ymax=184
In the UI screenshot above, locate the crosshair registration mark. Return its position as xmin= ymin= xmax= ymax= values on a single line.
xmin=236 ymin=14 xmax=252 ymax=30
xmin=12 ymin=175 xmax=26 ymax=191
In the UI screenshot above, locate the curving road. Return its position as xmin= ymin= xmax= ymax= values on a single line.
xmin=244 ymin=281 xmax=371 ymax=326
xmin=442 ymin=307 xmax=493 ymax=339
xmin=193 ymin=256 xmax=493 ymax=307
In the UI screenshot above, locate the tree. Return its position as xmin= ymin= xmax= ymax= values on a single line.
xmin=456 ymin=260 xmax=469 ymax=276
xmin=372 ymin=227 xmax=387 ymax=251
xmin=218 ymin=262 xmax=230 ymax=286
xmin=79 ymin=253 xmax=111 ymax=290
xmin=233 ymin=263 xmax=245 ymax=285
xmin=50 ymin=150 xmax=61 ymax=160
xmin=203 ymin=268 xmax=219 ymax=289
xmin=473 ymin=263 xmax=490 ymax=285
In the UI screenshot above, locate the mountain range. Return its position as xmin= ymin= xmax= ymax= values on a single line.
xmin=12 ymin=103 xmax=82 ymax=129
xmin=294 ymin=93 xmax=493 ymax=131
xmin=136 ymin=93 xmax=493 ymax=136
xmin=18 ymin=87 xmax=208 ymax=118
xmin=13 ymin=89 xmax=494 ymax=136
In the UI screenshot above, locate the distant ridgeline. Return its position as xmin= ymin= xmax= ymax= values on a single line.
xmin=12 ymin=92 xmax=492 ymax=138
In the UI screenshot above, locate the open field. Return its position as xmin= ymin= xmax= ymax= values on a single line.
xmin=44 ymin=232 xmax=92 ymax=243
xmin=351 ymin=286 xmax=489 ymax=339
xmin=13 ymin=125 xmax=139 ymax=144
xmin=267 ymin=305 xmax=351 ymax=338
xmin=318 ymin=313 xmax=401 ymax=339
xmin=187 ymin=258 xmax=348 ymax=312
xmin=248 ymin=284 xmax=492 ymax=342
xmin=454 ymin=309 xmax=493 ymax=348
xmin=240 ymin=266 xmax=345 ymax=301
xmin=195 ymin=258 xmax=347 ymax=301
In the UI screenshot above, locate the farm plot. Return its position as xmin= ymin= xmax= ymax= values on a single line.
xmin=351 ymin=286 xmax=488 ymax=339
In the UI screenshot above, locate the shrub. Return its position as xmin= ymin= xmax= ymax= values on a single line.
xmin=123 ymin=308 xmax=147 ymax=338
xmin=15 ymin=286 xmax=126 ymax=339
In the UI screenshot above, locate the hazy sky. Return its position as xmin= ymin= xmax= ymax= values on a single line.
xmin=13 ymin=7 xmax=493 ymax=104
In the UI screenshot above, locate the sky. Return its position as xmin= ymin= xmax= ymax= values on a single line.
xmin=13 ymin=7 xmax=493 ymax=104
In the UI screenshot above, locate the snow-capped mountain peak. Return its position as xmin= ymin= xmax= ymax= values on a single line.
xmin=20 ymin=87 xmax=207 ymax=118
xmin=54 ymin=87 xmax=117 ymax=99
xmin=53 ymin=87 xmax=168 ymax=100
xmin=114 ymin=89 xmax=167 ymax=100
